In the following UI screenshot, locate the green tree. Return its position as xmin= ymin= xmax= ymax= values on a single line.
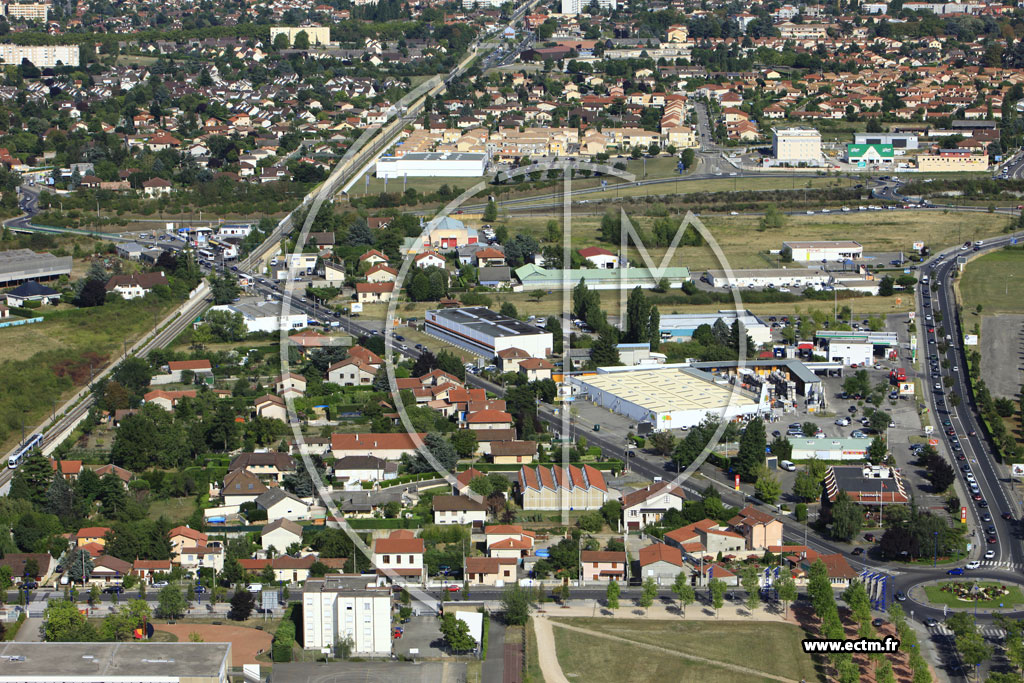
xmin=228 ymin=589 xmax=255 ymax=621
xmin=672 ymin=573 xmax=695 ymax=617
xmin=293 ymin=30 xmax=310 ymax=50
xmin=589 ymin=326 xmax=621 ymax=366
xmin=43 ymin=599 xmax=96 ymax=641
xmin=793 ymin=470 xmax=822 ymax=502
xmin=776 ymin=576 xmax=797 ymax=619
xmin=439 ymin=612 xmax=477 ymax=653
xmin=606 ymin=578 xmax=620 ymax=610
xmin=68 ymin=548 xmax=93 ymax=583
xmin=956 ymin=631 xmax=992 ymax=669
xmin=759 ymin=203 xmax=786 ymax=230
xmin=639 ymin=577 xmax=657 ymax=614
xmin=157 ymin=585 xmax=188 ymax=619
xmin=736 ymin=418 xmax=767 ymax=482
xmin=483 ymin=200 xmax=498 ymax=222
xmin=500 ymin=584 xmax=533 ymax=626
xmin=740 ymin=567 xmax=760 ymax=616
xmin=830 ymin=491 xmax=863 ymax=542
xmin=754 ymin=470 xmax=782 ymax=505
xmin=10 ymin=454 xmax=53 ymax=506
xmin=709 ymin=578 xmax=727 ymax=618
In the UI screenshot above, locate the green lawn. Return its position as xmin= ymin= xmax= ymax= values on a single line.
xmin=960 ymin=248 xmax=1024 ymax=315
xmin=924 ymin=582 xmax=1024 ymax=609
xmin=146 ymin=496 xmax=200 ymax=523
xmin=550 ymin=619 xmax=819 ymax=683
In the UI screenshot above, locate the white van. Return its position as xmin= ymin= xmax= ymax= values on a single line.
xmin=779 ymin=460 xmax=797 ymax=472
xmin=246 ymin=583 xmax=263 ymax=593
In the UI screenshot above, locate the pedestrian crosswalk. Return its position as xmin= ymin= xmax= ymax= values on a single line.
xmin=976 ymin=560 xmax=1024 ymax=570
xmin=932 ymin=624 xmax=1006 ymax=639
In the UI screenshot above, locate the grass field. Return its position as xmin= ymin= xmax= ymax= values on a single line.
xmin=960 ymin=248 xmax=1024 ymax=315
xmin=924 ymin=582 xmax=1024 ymax=609
xmin=550 ymin=619 xmax=819 ymax=683
xmin=146 ymin=496 xmax=199 ymax=523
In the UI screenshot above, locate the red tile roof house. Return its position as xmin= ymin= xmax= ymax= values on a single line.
xmin=90 ymin=555 xmax=133 ymax=585
xmin=132 ymin=559 xmax=172 ymax=582
xmin=373 ymin=530 xmax=425 ymax=584
xmin=664 ymin=519 xmax=747 ymax=559
xmin=432 ymin=494 xmax=489 ymax=527
xmin=638 ymin=543 xmax=686 ymax=585
xmin=578 ymin=246 xmax=618 ymax=269
xmin=465 ymin=556 xmax=518 ymax=586
xmin=0 ymin=553 xmax=54 ymax=584
xmin=785 ymin=549 xmax=858 ymax=589
xmin=161 ymin=359 xmax=214 ymax=383
xmin=331 ymin=432 xmax=426 ymax=460
xmin=51 ymin=459 xmax=83 ymax=481
xmin=728 ymin=505 xmax=784 ymax=552
xmin=464 ymin=409 xmax=514 ymax=431
xmin=580 ymin=550 xmax=627 ymax=583
xmin=518 ymin=357 xmax=554 ymax=382
xmin=621 ymin=482 xmax=687 ymax=531
xmin=697 ymin=562 xmax=739 ymax=587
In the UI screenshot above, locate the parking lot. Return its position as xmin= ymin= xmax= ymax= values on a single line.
xmin=392 ymin=615 xmax=449 ymax=660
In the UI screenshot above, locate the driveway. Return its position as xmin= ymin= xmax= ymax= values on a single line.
xmin=482 ymin=617 xmax=505 ymax=683
xmin=393 ymin=615 xmax=448 ymax=659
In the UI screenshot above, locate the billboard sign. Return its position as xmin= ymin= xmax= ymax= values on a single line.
xmin=961 ymin=506 xmax=967 ymax=524
xmin=963 ymin=334 xmax=978 ymax=346
xmin=734 ymin=474 xmax=740 ymax=491
xmin=350 ymin=302 xmax=363 ymax=314
xmin=1012 ymin=464 xmax=1024 ymax=478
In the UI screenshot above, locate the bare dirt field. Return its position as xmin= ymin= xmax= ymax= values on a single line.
xmin=154 ymin=623 xmax=272 ymax=666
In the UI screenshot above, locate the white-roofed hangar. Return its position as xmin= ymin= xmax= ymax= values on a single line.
xmin=376 ymin=152 xmax=487 ymax=178
xmin=570 ymin=364 xmax=765 ymax=430
xmin=425 ymin=306 xmax=553 ymax=359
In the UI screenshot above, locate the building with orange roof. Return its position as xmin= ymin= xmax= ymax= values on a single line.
xmin=75 ymin=527 xmax=111 ymax=548
xmin=517 ymin=464 xmax=611 ymax=510
xmin=664 ymin=519 xmax=746 ymax=558
xmin=372 ymin=530 xmax=425 ymax=584
xmin=638 ymin=543 xmax=686 ymax=585
xmin=331 ymin=432 xmax=426 ymax=460
xmin=51 ymin=459 xmax=82 ymax=481
xmin=466 ymin=556 xmax=518 ymax=586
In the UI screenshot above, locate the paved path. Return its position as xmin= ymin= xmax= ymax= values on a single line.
xmin=532 ymin=616 xmax=570 ymax=683
xmin=547 ymin=619 xmax=799 ymax=682
xmin=482 ymin=617 xmax=505 ymax=683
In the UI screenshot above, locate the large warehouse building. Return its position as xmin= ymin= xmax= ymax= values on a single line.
xmin=570 ymin=364 xmax=763 ymax=430
xmin=376 ymin=152 xmax=488 ymax=179
xmin=0 ymin=248 xmax=72 ymax=287
xmin=659 ymin=311 xmax=772 ymax=347
xmin=425 ymin=306 xmax=553 ymax=359
xmin=0 ymin=642 xmax=231 ymax=682
xmin=781 ymin=241 xmax=863 ymax=263
xmin=515 ymin=264 xmax=690 ymax=291
xmin=705 ymin=268 xmax=832 ymax=291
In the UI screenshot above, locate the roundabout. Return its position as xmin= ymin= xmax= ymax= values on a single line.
xmin=900 ymin=571 xmax=1024 ymax=616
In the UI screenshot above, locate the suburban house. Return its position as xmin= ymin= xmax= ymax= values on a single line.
xmin=518 ymin=358 xmax=554 ymax=382
xmin=0 ymin=553 xmax=54 ymax=584
xmin=728 ymin=505 xmax=783 ymax=552
xmin=359 ymin=249 xmax=388 ymax=269
xmin=228 ymin=452 xmax=296 ymax=483
xmin=254 ymin=394 xmax=288 ymax=421
xmin=465 ymin=556 xmax=518 ymax=586
xmin=105 ymin=272 xmax=169 ymax=300
xmin=5 ymin=281 xmax=60 ymax=306
xmin=365 ymin=264 xmax=398 ymax=283
xmin=664 ymin=519 xmax=747 ymax=559
xmin=327 ymin=357 xmax=377 ymax=386
xmin=580 ymin=551 xmax=627 ymax=583
xmin=239 ymin=555 xmax=318 ymax=583
xmin=256 ymin=488 xmax=312 ymax=522
xmin=158 ymin=359 xmax=214 ymax=383
xmin=275 ymin=372 xmax=307 ymax=399
xmin=90 ymin=556 xmax=133 ymax=585
xmin=261 ymin=518 xmax=304 ymax=553
xmin=168 ymin=525 xmax=208 ymax=557
xmin=784 ymin=549 xmax=858 ymax=589
xmin=490 ymin=440 xmax=536 ymax=465
xmin=355 ymin=282 xmax=395 ymax=303
xmin=143 ymin=389 xmax=197 ymax=410
xmin=637 ymin=543 xmax=685 ymax=585
xmin=331 ymin=432 xmax=426 ymax=460
xmin=93 ymin=463 xmax=134 ymax=488
xmin=75 ymin=527 xmax=111 ymax=548
xmin=372 ymin=530 xmax=425 ymax=584
xmin=517 ymin=464 xmax=611 ymax=510
xmin=132 ymin=559 xmax=172 ymax=582
xmin=332 ymin=455 xmax=398 ymax=488
xmin=621 ymin=482 xmax=687 ymax=531
xmin=496 ymin=347 xmax=531 ymax=373
xmin=485 ymin=525 xmax=535 ymax=559
xmin=432 ymin=495 xmax=489 ymax=527
xmin=414 ymin=251 xmax=446 ymax=269
xmin=465 ymin=409 xmax=514 ymax=431
xmin=51 ymin=459 xmax=83 ymax=481
xmin=220 ymin=469 xmax=269 ymax=505
xmin=578 ymin=246 xmax=618 ymax=269
xmin=176 ymin=545 xmax=224 ymax=573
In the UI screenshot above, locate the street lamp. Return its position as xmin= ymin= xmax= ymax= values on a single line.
xmin=933 ymin=530 xmax=938 ymax=567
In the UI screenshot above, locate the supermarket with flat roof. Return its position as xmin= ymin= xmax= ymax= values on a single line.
xmin=569 ymin=364 xmax=763 ymax=430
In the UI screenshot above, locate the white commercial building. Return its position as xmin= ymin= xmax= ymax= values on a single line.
xmin=209 ymin=297 xmax=307 ymax=334
xmin=0 ymin=43 xmax=78 ymax=67
xmin=560 ymin=0 xmax=617 ymax=13
xmin=782 ymin=241 xmax=864 ymax=263
xmin=787 ymin=437 xmax=873 ymax=461
xmin=376 ymin=152 xmax=487 ymax=179
xmin=302 ymin=575 xmax=393 ymax=655
xmin=771 ymin=127 xmax=822 ymax=165
xmin=570 ymin=364 xmax=763 ymax=431
xmin=270 ymin=26 xmax=331 ymax=47
xmin=814 ymin=330 xmax=899 ymax=366
xmin=853 ymin=133 xmax=919 ymax=150
xmin=659 ymin=310 xmax=773 ymax=347
xmin=425 ymin=306 xmax=553 ymax=359
xmin=705 ymin=268 xmax=833 ymax=291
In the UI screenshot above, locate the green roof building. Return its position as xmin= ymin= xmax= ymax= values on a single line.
xmin=846 ymin=143 xmax=894 ymax=165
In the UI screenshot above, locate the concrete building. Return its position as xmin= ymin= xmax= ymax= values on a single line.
xmin=425 ymin=306 xmax=553 ymax=359
xmin=0 ymin=642 xmax=231 ymax=682
xmin=0 ymin=248 xmax=72 ymax=287
xmin=270 ymin=26 xmax=331 ymax=47
xmin=5 ymin=3 xmax=49 ymax=21
xmin=659 ymin=311 xmax=772 ymax=347
xmin=518 ymin=464 xmax=610 ymax=510
xmin=376 ymin=152 xmax=487 ymax=179
xmin=570 ymin=365 xmax=762 ymax=431
xmin=0 ymin=43 xmax=78 ymax=67
xmin=208 ymin=297 xmax=307 ymax=333
xmin=705 ymin=268 xmax=833 ymax=291
xmin=665 ymin=519 xmax=747 ymax=557
xmin=514 ymin=264 xmax=690 ymax=291
xmin=302 ymin=575 xmax=393 ymax=654
xmin=785 ymin=437 xmax=874 ymax=462
xmin=917 ymin=150 xmax=988 ymax=172
xmin=771 ymin=127 xmax=822 ymax=165
xmin=637 ymin=543 xmax=685 ymax=585
xmin=781 ymin=241 xmax=863 ymax=263
xmin=560 ymin=0 xmax=616 ymax=12
xmin=854 ymin=132 xmax=919 ymax=150
xmin=814 ymin=330 xmax=899 ymax=366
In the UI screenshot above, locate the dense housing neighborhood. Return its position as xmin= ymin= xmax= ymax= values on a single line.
xmin=1 ymin=0 xmax=1024 ymax=680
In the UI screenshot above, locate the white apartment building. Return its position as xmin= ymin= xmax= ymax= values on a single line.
xmin=0 ymin=44 xmax=78 ymax=67
xmin=5 ymin=3 xmax=49 ymax=21
xmin=560 ymin=0 xmax=617 ymax=13
xmin=302 ymin=575 xmax=393 ymax=655
xmin=771 ymin=127 xmax=822 ymax=165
